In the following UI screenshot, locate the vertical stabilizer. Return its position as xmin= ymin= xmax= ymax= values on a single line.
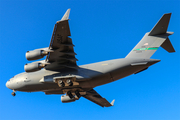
xmin=149 ymin=13 xmax=171 ymax=36
xmin=126 ymin=13 xmax=175 ymax=59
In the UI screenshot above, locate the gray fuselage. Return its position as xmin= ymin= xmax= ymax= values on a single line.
xmin=6 ymin=58 xmax=159 ymax=93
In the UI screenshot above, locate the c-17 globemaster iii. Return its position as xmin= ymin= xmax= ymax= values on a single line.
xmin=6 ymin=9 xmax=175 ymax=107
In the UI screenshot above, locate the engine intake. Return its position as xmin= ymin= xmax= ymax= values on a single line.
xmin=26 ymin=50 xmax=48 ymax=61
xmin=61 ymin=95 xmax=76 ymax=103
xmin=24 ymin=62 xmax=45 ymax=72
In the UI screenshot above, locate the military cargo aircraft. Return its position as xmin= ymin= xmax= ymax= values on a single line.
xmin=6 ymin=9 xmax=175 ymax=107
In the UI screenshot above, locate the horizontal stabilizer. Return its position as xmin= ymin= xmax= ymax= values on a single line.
xmin=161 ymin=37 xmax=175 ymax=53
xmin=149 ymin=13 xmax=171 ymax=36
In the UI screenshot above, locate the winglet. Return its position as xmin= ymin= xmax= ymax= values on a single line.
xmin=61 ymin=9 xmax=71 ymax=21
xmin=110 ymin=99 xmax=115 ymax=106
xmin=149 ymin=13 xmax=171 ymax=36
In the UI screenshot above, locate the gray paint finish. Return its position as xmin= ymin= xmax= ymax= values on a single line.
xmin=6 ymin=9 xmax=175 ymax=107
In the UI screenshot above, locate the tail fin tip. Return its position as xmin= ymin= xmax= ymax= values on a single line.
xmin=149 ymin=13 xmax=172 ymax=36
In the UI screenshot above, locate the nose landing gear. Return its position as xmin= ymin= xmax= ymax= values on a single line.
xmin=11 ymin=90 xmax=16 ymax=96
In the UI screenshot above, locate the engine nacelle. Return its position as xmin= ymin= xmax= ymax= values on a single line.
xmin=24 ymin=62 xmax=45 ymax=72
xmin=26 ymin=50 xmax=48 ymax=61
xmin=61 ymin=95 xmax=76 ymax=103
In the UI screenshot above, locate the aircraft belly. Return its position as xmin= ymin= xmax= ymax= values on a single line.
xmin=17 ymin=82 xmax=60 ymax=92
xmin=79 ymin=73 xmax=112 ymax=88
xmin=82 ymin=65 xmax=148 ymax=88
xmin=110 ymin=65 xmax=146 ymax=81
xmin=16 ymin=58 xmax=159 ymax=92
xmin=110 ymin=59 xmax=160 ymax=81
xmin=79 ymin=58 xmax=159 ymax=88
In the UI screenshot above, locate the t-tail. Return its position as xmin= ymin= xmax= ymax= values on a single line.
xmin=126 ymin=13 xmax=175 ymax=59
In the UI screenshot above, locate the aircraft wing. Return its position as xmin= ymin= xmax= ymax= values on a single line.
xmin=45 ymin=9 xmax=78 ymax=71
xmin=83 ymin=89 xmax=114 ymax=107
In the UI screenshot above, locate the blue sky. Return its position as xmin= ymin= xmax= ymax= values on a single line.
xmin=0 ymin=0 xmax=180 ymax=120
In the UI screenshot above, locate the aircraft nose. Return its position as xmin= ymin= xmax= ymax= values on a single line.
xmin=6 ymin=81 xmax=10 ymax=89
xmin=6 ymin=79 xmax=14 ymax=90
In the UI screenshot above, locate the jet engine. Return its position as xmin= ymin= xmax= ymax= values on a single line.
xmin=24 ymin=62 xmax=46 ymax=72
xmin=61 ymin=95 xmax=76 ymax=103
xmin=26 ymin=49 xmax=49 ymax=61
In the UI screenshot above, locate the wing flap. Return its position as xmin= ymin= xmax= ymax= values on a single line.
xmin=45 ymin=9 xmax=78 ymax=71
xmin=83 ymin=89 xmax=113 ymax=107
xmin=49 ymin=20 xmax=71 ymax=49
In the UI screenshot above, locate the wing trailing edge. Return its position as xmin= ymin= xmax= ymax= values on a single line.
xmin=83 ymin=89 xmax=114 ymax=107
